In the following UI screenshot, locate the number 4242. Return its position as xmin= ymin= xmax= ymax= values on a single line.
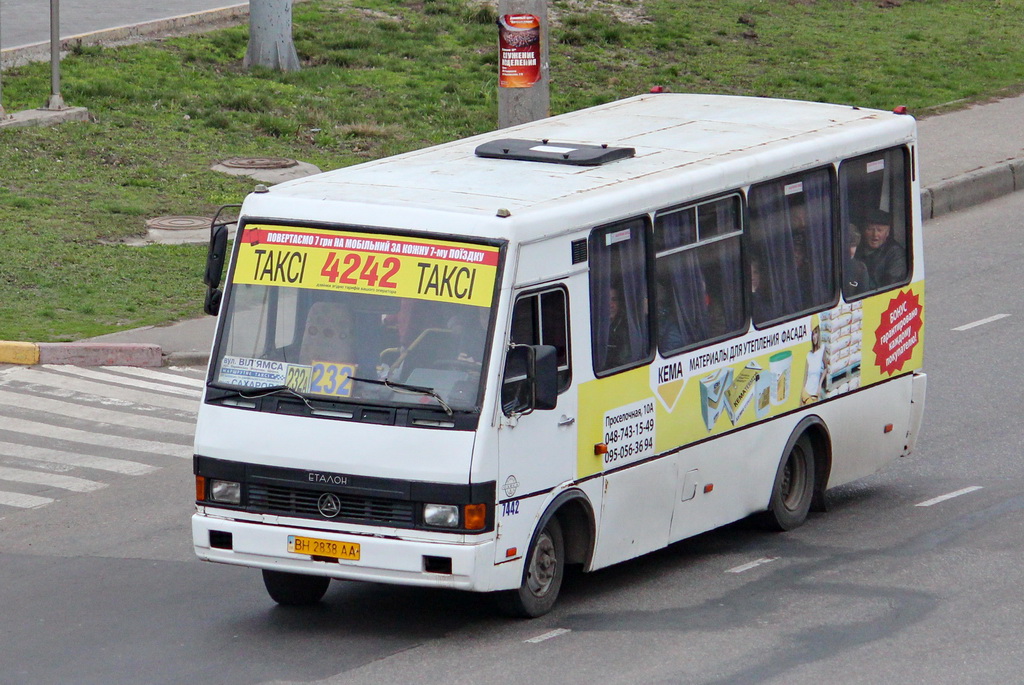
xmin=321 ymin=252 xmax=400 ymax=288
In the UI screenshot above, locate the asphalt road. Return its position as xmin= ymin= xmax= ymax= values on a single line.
xmin=1 ymin=192 xmax=1022 ymax=684
xmin=0 ymin=0 xmax=245 ymax=49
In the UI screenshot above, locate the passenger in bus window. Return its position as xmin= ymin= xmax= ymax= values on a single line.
xmin=448 ymin=309 xmax=488 ymax=363
xmin=606 ymin=285 xmax=632 ymax=367
xmin=844 ymin=228 xmax=871 ymax=295
xmin=856 ymin=213 xmax=906 ymax=287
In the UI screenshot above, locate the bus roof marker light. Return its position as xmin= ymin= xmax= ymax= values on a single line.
xmin=497 ymin=208 xmax=512 ymax=218
xmin=884 ymin=423 xmax=894 ymax=434
xmin=704 ymin=483 xmax=714 ymax=494
xmin=893 ymin=106 xmax=909 ymax=115
xmin=594 ymin=443 xmax=608 ymax=456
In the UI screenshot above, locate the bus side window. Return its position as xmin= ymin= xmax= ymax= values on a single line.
xmin=501 ymin=287 xmax=571 ymax=412
xmin=590 ymin=218 xmax=652 ymax=375
xmin=655 ymin=195 xmax=745 ymax=355
xmin=748 ymin=167 xmax=836 ymax=327
xmin=839 ymin=147 xmax=911 ymax=298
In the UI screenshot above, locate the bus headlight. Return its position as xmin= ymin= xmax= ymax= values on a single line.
xmin=423 ymin=503 xmax=459 ymax=528
xmin=209 ymin=479 xmax=242 ymax=505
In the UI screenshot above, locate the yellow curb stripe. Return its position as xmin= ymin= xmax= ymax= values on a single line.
xmin=0 ymin=341 xmax=40 ymax=365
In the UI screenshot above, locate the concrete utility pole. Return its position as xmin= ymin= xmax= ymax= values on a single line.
xmin=45 ymin=0 xmax=65 ymax=110
xmin=0 ymin=0 xmax=7 ymax=118
xmin=244 ymin=0 xmax=300 ymax=72
xmin=497 ymin=0 xmax=550 ymax=128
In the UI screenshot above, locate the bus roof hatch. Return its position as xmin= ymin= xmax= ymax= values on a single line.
xmin=474 ymin=138 xmax=635 ymax=166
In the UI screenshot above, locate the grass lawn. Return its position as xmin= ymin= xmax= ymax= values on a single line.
xmin=2 ymin=0 xmax=1023 ymax=341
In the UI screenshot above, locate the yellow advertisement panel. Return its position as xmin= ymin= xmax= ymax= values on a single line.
xmin=578 ymin=282 xmax=925 ymax=478
xmin=231 ymin=224 xmax=500 ymax=308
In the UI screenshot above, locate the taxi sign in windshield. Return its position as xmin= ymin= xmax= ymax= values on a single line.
xmin=231 ymin=225 xmax=499 ymax=308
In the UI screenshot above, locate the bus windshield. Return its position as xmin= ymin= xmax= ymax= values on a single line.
xmin=210 ymin=224 xmax=501 ymax=413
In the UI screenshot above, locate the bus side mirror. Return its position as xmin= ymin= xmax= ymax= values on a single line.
xmin=202 ymin=223 xmax=228 ymax=316
xmin=204 ymin=223 xmax=229 ymax=289
xmin=501 ymin=344 xmax=558 ymax=416
xmin=202 ymin=204 xmax=240 ymax=317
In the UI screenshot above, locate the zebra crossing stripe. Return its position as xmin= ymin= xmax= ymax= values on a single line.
xmin=41 ymin=365 xmax=202 ymax=397
xmin=0 ymin=416 xmax=190 ymax=459
xmin=0 ymin=441 xmax=157 ymax=475
xmin=0 ymin=490 xmax=54 ymax=509
xmin=0 ymin=391 xmax=195 ymax=434
xmin=0 ymin=466 xmax=105 ymax=492
xmin=103 ymin=366 xmax=206 ymax=390
xmin=8 ymin=368 xmax=199 ymax=413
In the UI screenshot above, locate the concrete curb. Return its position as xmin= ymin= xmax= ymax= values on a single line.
xmin=1 ymin=4 xmax=249 ymax=68
xmin=0 ymin=341 xmax=163 ymax=367
xmin=921 ymin=158 xmax=1024 ymax=221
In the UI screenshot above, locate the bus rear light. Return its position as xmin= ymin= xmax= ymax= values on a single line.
xmin=195 ymin=475 xmax=206 ymax=501
xmin=464 ymin=503 xmax=487 ymax=530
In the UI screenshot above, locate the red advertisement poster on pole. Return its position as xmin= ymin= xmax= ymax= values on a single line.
xmin=499 ymin=14 xmax=541 ymax=88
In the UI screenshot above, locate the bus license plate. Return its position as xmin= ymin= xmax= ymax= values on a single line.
xmin=288 ymin=535 xmax=360 ymax=560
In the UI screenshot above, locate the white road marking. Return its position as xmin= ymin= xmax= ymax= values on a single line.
xmin=524 ymin=628 xmax=571 ymax=643
xmin=953 ymin=314 xmax=1010 ymax=331
xmin=103 ymin=366 xmax=206 ymax=390
xmin=0 ymin=391 xmax=194 ymax=433
xmin=0 ymin=465 xmax=105 ymax=492
xmin=0 ymin=490 xmax=54 ymax=509
xmin=915 ymin=486 xmax=983 ymax=507
xmin=0 ymin=441 xmax=157 ymax=475
xmin=41 ymin=365 xmax=202 ymax=397
xmin=0 ymin=416 xmax=189 ymax=459
xmin=8 ymin=368 xmax=199 ymax=413
xmin=726 ymin=557 xmax=779 ymax=574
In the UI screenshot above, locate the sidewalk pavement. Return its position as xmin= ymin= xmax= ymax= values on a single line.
xmin=2 ymin=8 xmax=1024 ymax=367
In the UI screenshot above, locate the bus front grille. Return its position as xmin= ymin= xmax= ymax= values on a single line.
xmin=247 ymin=484 xmax=416 ymax=525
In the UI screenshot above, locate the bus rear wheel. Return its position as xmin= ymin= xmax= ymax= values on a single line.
xmin=497 ymin=517 xmax=565 ymax=618
xmin=761 ymin=433 xmax=816 ymax=532
xmin=262 ymin=570 xmax=331 ymax=606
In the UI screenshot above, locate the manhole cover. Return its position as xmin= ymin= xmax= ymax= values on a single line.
xmin=220 ymin=157 xmax=298 ymax=170
xmin=145 ymin=216 xmax=211 ymax=231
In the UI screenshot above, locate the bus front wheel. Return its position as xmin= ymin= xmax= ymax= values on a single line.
xmin=262 ymin=569 xmax=330 ymax=606
xmin=761 ymin=433 xmax=816 ymax=531
xmin=497 ymin=516 xmax=565 ymax=618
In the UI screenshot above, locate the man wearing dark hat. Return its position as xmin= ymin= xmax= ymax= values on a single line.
xmin=855 ymin=211 xmax=906 ymax=288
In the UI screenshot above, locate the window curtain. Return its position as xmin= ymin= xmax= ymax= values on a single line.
xmin=749 ymin=185 xmax=800 ymax=323
xmin=657 ymin=209 xmax=709 ymax=351
xmin=591 ymin=219 xmax=649 ymax=371
xmin=713 ymin=199 xmax=743 ymax=328
xmin=801 ymin=169 xmax=834 ymax=309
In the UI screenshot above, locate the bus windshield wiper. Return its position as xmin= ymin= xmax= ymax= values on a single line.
xmin=206 ymin=381 xmax=314 ymax=407
xmin=347 ymin=375 xmax=453 ymax=415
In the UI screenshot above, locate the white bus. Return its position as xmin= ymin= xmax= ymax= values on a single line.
xmin=193 ymin=93 xmax=926 ymax=617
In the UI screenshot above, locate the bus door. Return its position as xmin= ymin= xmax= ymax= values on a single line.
xmin=495 ymin=285 xmax=576 ymax=562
